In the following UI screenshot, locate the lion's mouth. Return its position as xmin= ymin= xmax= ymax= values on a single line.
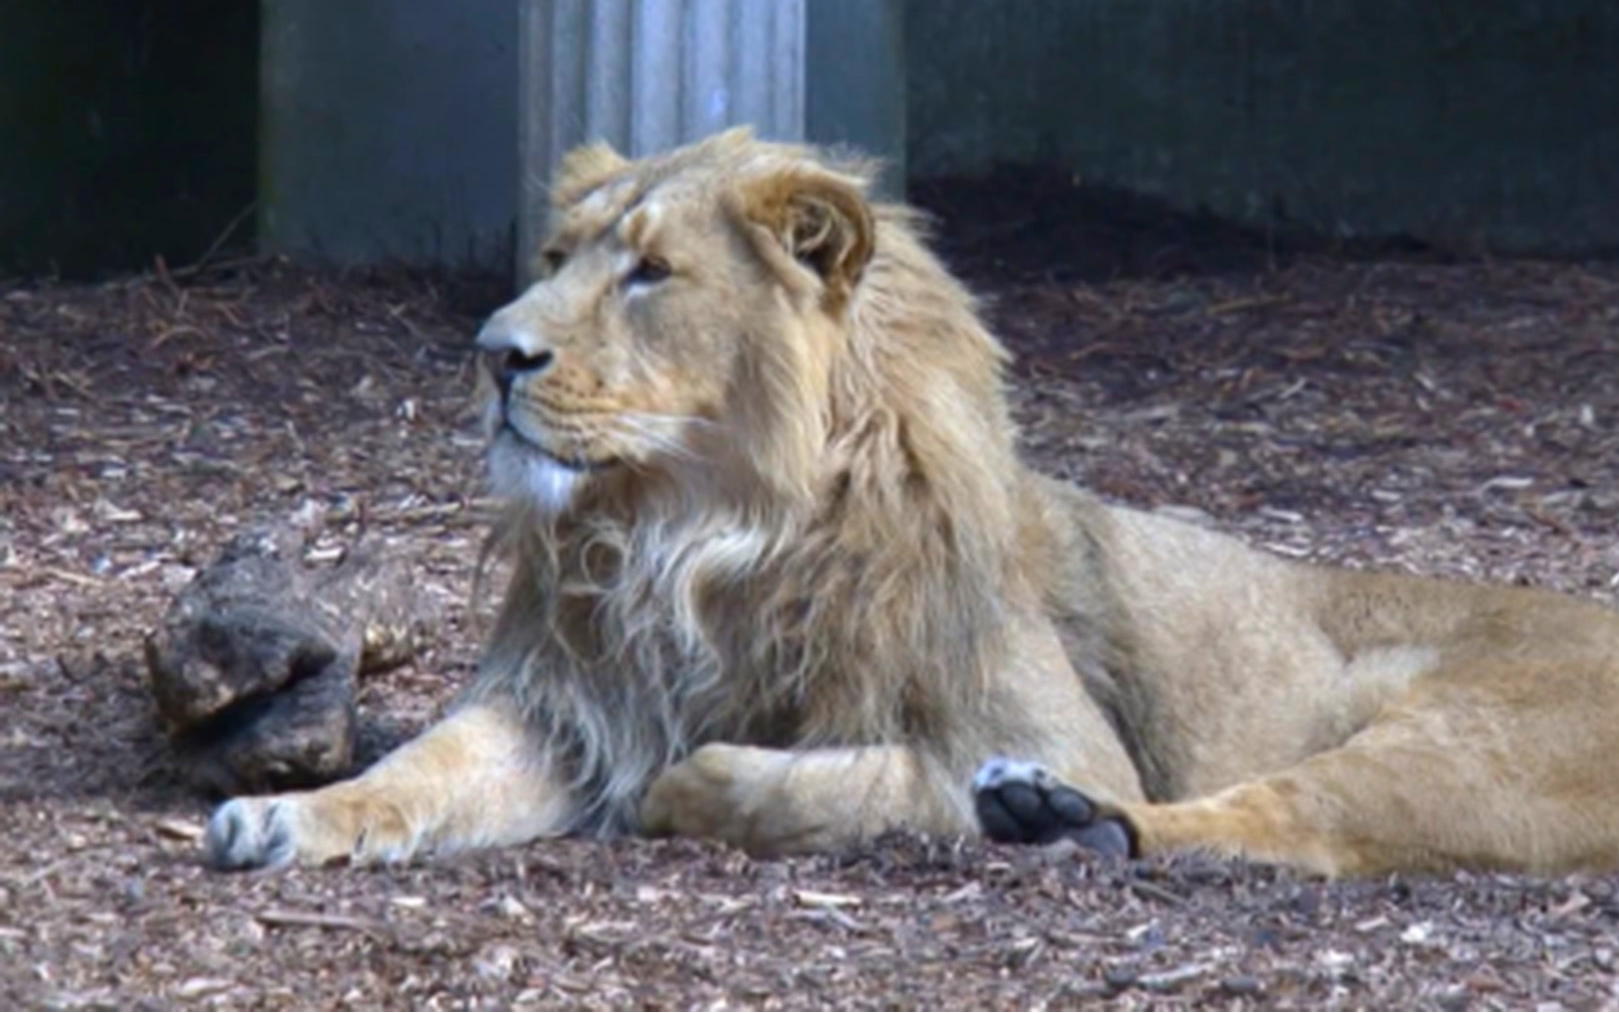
xmin=498 ymin=421 xmax=620 ymax=473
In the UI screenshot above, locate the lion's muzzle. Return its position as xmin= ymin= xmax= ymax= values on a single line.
xmin=477 ymin=309 xmax=556 ymax=396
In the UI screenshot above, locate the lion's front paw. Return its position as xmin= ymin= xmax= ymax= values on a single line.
xmin=973 ymin=757 xmax=1137 ymax=858
xmin=640 ymin=743 xmax=794 ymax=852
xmin=206 ymin=789 xmax=417 ymax=870
xmin=207 ymin=796 xmax=307 ymax=870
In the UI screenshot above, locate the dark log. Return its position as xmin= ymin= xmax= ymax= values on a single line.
xmin=144 ymin=528 xmax=433 ymax=795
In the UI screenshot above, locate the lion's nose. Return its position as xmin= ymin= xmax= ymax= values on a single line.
xmin=496 ymin=347 xmax=555 ymax=385
xmin=477 ymin=314 xmax=556 ymax=394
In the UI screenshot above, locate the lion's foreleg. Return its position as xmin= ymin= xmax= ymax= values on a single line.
xmin=207 ymin=703 xmax=570 ymax=869
xmin=640 ymin=743 xmax=974 ymax=854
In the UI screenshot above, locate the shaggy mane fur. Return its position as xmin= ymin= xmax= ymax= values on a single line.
xmin=471 ymin=131 xmax=1040 ymax=832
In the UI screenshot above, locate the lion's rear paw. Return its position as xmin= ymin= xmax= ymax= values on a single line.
xmin=207 ymin=797 xmax=300 ymax=870
xmin=973 ymin=757 xmax=1137 ymax=858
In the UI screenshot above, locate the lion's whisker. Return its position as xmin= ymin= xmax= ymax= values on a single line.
xmin=613 ymin=415 xmax=708 ymax=463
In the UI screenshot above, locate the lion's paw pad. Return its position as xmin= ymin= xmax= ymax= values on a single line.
xmin=972 ymin=757 xmax=1135 ymax=858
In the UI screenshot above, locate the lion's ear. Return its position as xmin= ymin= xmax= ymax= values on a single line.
xmin=553 ymin=141 xmax=629 ymax=207
xmin=740 ymin=168 xmax=876 ymax=307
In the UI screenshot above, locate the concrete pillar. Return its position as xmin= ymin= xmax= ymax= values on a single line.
xmin=517 ymin=0 xmax=904 ymax=281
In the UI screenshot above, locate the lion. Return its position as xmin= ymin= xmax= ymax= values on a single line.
xmin=207 ymin=128 xmax=1619 ymax=877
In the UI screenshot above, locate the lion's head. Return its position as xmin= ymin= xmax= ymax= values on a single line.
xmin=478 ymin=128 xmax=891 ymax=513
xmin=472 ymin=130 xmax=1034 ymax=832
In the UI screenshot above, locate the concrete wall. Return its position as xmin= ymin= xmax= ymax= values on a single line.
xmin=908 ymin=0 xmax=1619 ymax=254
xmin=807 ymin=0 xmax=906 ymax=195
xmin=9 ymin=1 xmax=1616 ymax=274
xmin=260 ymin=0 xmax=519 ymax=268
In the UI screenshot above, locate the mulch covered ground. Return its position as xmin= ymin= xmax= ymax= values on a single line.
xmin=5 ymin=178 xmax=1619 ymax=1010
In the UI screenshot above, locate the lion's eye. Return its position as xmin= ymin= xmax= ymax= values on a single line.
xmin=540 ymin=248 xmax=567 ymax=275
xmin=625 ymin=256 xmax=672 ymax=287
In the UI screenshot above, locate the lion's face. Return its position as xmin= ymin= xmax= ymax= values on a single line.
xmin=477 ymin=131 xmax=875 ymax=513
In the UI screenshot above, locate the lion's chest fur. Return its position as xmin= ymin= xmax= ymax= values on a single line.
xmin=479 ymin=499 xmax=1011 ymax=832
xmin=550 ymin=516 xmax=801 ymax=734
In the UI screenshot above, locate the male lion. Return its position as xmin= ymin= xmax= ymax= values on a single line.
xmin=208 ymin=129 xmax=1619 ymax=877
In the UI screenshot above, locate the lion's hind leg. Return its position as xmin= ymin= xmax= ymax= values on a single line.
xmin=976 ymin=678 xmax=1619 ymax=876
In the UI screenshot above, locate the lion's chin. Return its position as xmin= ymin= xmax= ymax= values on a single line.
xmin=487 ymin=430 xmax=589 ymax=515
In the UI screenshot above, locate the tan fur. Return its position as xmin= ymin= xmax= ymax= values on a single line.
xmin=207 ymin=130 xmax=1619 ymax=877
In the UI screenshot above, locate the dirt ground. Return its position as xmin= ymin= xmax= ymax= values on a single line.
xmin=5 ymin=177 xmax=1619 ymax=1010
